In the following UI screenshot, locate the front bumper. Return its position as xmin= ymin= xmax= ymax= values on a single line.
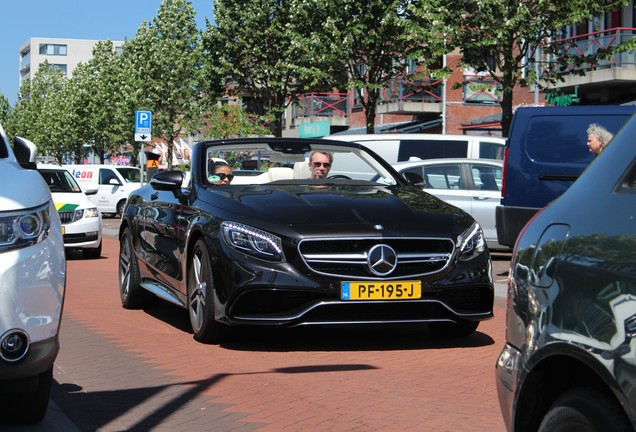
xmin=0 ymin=336 xmax=59 ymax=386
xmin=62 ymin=216 xmax=102 ymax=249
xmin=495 ymin=343 xmax=526 ymax=431
xmin=216 ymin=248 xmax=494 ymax=327
xmin=0 ymin=228 xmax=66 ymax=349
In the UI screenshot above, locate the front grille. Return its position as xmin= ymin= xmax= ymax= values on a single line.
xmin=59 ymin=210 xmax=82 ymax=224
xmin=299 ymin=237 xmax=455 ymax=279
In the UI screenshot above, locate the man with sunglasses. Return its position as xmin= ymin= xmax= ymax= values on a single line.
xmin=308 ymin=151 xmax=333 ymax=179
xmin=208 ymin=161 xmax=234 ymax=185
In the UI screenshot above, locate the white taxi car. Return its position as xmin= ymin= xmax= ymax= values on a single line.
xmin=37 ymin=164 xmax=102 ymax=258
xmin=0 ymin=130 xmax=66 ymax=424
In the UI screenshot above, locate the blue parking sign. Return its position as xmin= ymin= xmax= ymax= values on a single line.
xmin=135 ymin=110 xmax=152 ymax=142
xmin=135 ymin=110 xmax=152 ymax=132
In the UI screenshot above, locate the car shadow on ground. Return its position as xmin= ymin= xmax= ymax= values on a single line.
xmin=144 ymin=301 xmax=495 ymax=352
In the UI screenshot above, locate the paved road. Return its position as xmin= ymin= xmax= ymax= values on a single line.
xmin=9 ymin=217 xmax=511 ymax=431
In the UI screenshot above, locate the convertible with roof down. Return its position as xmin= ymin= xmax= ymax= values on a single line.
xmin=118 ymin=137 xmax=494 ymax=343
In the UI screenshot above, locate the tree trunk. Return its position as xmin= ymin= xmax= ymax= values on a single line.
xmin=365 ymin=90 xmax=379 ymax=134
xmin=500 ymin=87 xmax=514 ymax=138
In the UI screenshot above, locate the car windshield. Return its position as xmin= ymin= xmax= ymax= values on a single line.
xmin=203 ymin=140 xmax=400 ymax=186
xmin=39 ymin=169 xmax=83 ymax=193
xmin=116 ymin=167 xmax=142 ymax=183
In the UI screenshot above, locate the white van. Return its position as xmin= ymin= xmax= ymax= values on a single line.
xmin=63 ymin=164 xmax=143 ymax=216
xmin=322 ymin=133 xmax=505 ymax=180
xmin=324 ymin=133 xmax=505 ymax=161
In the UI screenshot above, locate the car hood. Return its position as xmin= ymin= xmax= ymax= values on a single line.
xmin=198 ymin=184 xmax=471 ymax=235
xmin=0 ymin=162 xmax=51 ymax=211
xmin=50 ymin=192 xmax=94 ymax=211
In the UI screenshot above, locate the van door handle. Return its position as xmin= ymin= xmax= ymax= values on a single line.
xmin=473 ymin=195 xmax=490 ymax=200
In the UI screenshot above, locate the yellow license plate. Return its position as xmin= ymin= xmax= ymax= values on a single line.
xmin=61 ymin=226 xmax=65 ymax=234
xmin=341 ymin=280 xmax=421 ymax=301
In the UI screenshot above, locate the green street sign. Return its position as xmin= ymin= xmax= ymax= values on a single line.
xmin=299 ymin=121 xmax=331 ymax=138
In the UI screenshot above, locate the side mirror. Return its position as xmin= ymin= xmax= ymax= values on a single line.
xmin=108 ymin=178 xmax=123 ymax=186
xmin=84 ymin=188 xmax=98 ymax=196
xmin=150 ymin=170 xmax=183 ymax=191
xmin=14 ymin=136 xmax=38 ymax=170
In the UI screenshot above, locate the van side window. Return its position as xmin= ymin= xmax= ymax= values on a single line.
xmin=479 ymin=141 xmax=504 ymax=160
xmin=99 ymin=168 xmax=119 ymax=185
xmin=422 ymin=164 xmax=462 ymax=189
xmin=525 ymin=115 xmax=598 ymax=165
xmin=397 ymin=140 xmax=467 ymax=161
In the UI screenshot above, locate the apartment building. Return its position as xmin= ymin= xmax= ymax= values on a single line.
xmin=19 ymin=37 xmax=123 ymax=88
xmin=284 ymin=4 xmax=636 ymax=137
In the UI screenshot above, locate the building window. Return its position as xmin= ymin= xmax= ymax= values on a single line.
xmin=51 ymin=64 xmax=68 ymax=76
xmin=39 ymin=44 xmax=68 ymax=56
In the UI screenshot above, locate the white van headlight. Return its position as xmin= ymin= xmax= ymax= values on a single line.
xmin=0 ymin=203 xmax=51 ymax=252
xmin=457 ymin=222 xmax=485 ymax=261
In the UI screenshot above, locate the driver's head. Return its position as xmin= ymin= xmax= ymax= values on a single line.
xmin=308 ymin=151 xmax=333 ymax=179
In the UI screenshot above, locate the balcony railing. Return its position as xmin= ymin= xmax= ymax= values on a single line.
xmin=542 ymin=27 xmax=636 ymax=74
xmin=380 ymin=77 xmax=443 ymax=104
xmin=463 ymin=74 xmax=501 ymax=104
xmin=293 ymin=92 xmax=349 ymax=119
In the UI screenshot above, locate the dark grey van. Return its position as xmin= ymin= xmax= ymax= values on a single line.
xmin=496 ymin=105 xmax=636 ymax=247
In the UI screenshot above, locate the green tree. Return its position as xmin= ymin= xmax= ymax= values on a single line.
xmin=78 ymin=40 xmax=128 ymax=163
xmin=318 ymin=0 xmax=419 ymax=134
xmin=0 ymin=93 xmax=9 ymax=125
xmin=407 ymin=0 xmax=631 ymax=136
xmin=6 ymin=63 xmax=67 ymax=153
xmin=127 ymin=0 xmax=207 ymax=169
xmin=206 ymin=0 xmax=341 ymax=137
xmin=204 ymin=104 xmax=271 ymax=139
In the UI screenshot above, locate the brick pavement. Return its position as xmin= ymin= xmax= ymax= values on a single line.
xmin=51 ymin=237 xmax=507 ymax=431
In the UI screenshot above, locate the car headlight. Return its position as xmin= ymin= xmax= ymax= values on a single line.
xmin=0 ymin=203 xmax=51 ymax=253
xmin=457 ymin=222 xmax=485 ymax=261
xmin=84 ymin=207 xmax=99 ymax=218
xmin=221 ymin=221 xmax=284 ymax=261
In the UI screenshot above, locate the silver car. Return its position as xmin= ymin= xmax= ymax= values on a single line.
xmin=390 ymin=158 xmax=505 ymax=250
xmin=0 ymin=131 xmax=66 ymax=424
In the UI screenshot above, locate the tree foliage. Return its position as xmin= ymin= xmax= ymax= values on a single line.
xmin=317 ymin=0 xmax=419 ymax=134
xmin=6 ymin=63 xmax=67 ymax=158
xmin=206 ymin=0 xmax=343 ymax=137
xmin=204 ymin=104 xmax=271 ymax=139
xmin=0 ymin=93 xmax=9 ymax=125
xmin=407 ymin=0 xmax=630 ymax=136
xmin=127 ymin=0 xmax=210 ymax=169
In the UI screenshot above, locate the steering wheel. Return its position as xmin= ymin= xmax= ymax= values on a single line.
xmin=327 ymin=175 xmax=351 ymax=180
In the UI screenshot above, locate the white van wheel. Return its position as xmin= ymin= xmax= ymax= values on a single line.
xmin=117 ymin=200 xmax=126 ymax=216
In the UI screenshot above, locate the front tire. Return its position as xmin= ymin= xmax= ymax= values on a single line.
xmin=83 ymin=240 xmax=102 ymax=259
xmin=538 ymin=387 xmax=632 ymax=432
xmin=117 ymin=200 xmax=126 ymax=217
xmin=188 ymin=240 xmax=228 ymax=343
xmin=119 ymin=228 xmax=151 ymax=309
